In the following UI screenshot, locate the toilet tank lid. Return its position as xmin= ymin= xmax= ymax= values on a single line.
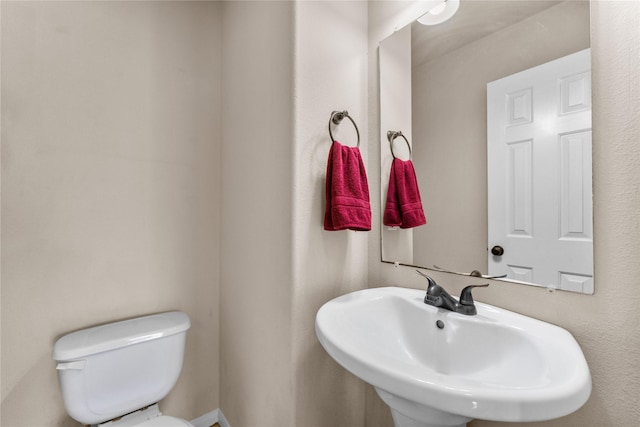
xmin=53 ymin=311 xmax=190 ymax=361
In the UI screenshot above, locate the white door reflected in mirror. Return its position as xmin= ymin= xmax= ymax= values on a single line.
xmin=487 ymin=49 xmax=593 ymax=293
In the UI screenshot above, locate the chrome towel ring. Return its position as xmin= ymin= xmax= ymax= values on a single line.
xmin=387 ymin=130 xmax=411 ymax=159
xmin=329 ymin=110 xmax=360 ymax=147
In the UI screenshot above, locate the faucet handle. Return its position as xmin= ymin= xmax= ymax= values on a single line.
xmin=415 ymin=270 xmax=438 ymax=291
xmin=459 ymin=284 xmax=489 ymax=306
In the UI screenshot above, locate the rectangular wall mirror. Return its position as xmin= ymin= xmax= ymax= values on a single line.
xmin=380 ymin=0 xmax=594 ymax=294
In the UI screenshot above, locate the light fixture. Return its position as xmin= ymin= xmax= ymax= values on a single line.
xmin=417 ymin=0 xmax=460 ymax=26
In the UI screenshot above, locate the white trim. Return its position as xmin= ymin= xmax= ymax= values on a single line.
xmin=190 ymin=408 xmax=231 ymax=427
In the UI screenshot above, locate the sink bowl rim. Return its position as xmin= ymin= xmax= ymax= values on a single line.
xmin=315 ymin=286 xmax=592 ymax=422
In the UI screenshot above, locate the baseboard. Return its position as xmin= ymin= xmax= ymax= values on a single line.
xmin=190 ymin=408 xmax=231 ymax=427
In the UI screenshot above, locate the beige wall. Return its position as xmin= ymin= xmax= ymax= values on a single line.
xmin=411 ymin=1 xmax=590 ymax=273
xmin=1 ymin=1 xmax=371 ymax=426
xmin=1 ymin=1 xmax=221 ymax=425
xmin=220 ymin=1 xmax=369 ymax=426
xmin=219 ymin=1 xmax=295 ymax=425
xmin=368 ymin=1 xmax=640 ymax=426
xmin=292 ymin=1 xmax=369 ymax=426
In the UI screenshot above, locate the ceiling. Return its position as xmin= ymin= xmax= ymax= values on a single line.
xmin=411 ymin=0 xmax=564 ymax=67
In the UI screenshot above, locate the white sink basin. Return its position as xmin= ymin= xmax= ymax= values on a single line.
xmin=315 ymin=286 xmax=591 ymax=427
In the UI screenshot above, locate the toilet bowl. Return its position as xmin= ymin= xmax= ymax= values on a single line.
xmin=53 ymin=312 xmax=194 ymax=427
xmin=95 ymin=404 xmax=192 ymax=427
xmin=137 ymin=416 xmax=192 ymax=427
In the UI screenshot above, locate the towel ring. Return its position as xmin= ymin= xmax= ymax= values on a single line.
xmin=387 ymin=130 xmax=411 ymax=159
xmin=329 ymin=110 xmax=360 ymax=147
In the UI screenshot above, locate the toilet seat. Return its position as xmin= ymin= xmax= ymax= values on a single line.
xmin=136 ymin=415 xmax=193 ymax=427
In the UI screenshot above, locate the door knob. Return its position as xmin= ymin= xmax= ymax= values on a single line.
xmin=491 ymin=245 xmax=504 ymax=256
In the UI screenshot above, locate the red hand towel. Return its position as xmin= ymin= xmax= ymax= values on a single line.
xmin=324 ymin=140 xmax=372 ymax=231
xmin=384 ymin=158 xmax=427 ymax=228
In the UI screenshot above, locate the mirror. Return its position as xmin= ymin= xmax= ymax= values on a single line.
xmin=380 ymin=1 xmax=593 ymax=293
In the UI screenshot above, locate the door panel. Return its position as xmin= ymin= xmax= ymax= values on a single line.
xmin=487 ymin=49 xmax=593 ymax=293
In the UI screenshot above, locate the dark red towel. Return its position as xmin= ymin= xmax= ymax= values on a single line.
xmin=324 ymin=140 xmax=371 ymax=231
xmin=384 ymin=158 xmax=426 ymax=229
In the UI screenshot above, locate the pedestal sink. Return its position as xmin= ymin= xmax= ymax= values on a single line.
xmin=315 ymin=286 xmax=591 ymax=427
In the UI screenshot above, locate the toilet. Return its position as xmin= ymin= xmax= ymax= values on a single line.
xmin=53 ymin=311 xmax=194 ymax=427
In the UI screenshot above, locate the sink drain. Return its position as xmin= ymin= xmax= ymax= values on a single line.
xmin=436 ymin=320 xmax=445 ymax=329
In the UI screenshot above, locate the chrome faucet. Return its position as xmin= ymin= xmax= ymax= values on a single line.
xmin=416 ymin=270 xmax=488 ymax=315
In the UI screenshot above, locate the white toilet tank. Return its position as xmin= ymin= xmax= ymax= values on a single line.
xmin=53 ymin=311 xmax=191 ymax=425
